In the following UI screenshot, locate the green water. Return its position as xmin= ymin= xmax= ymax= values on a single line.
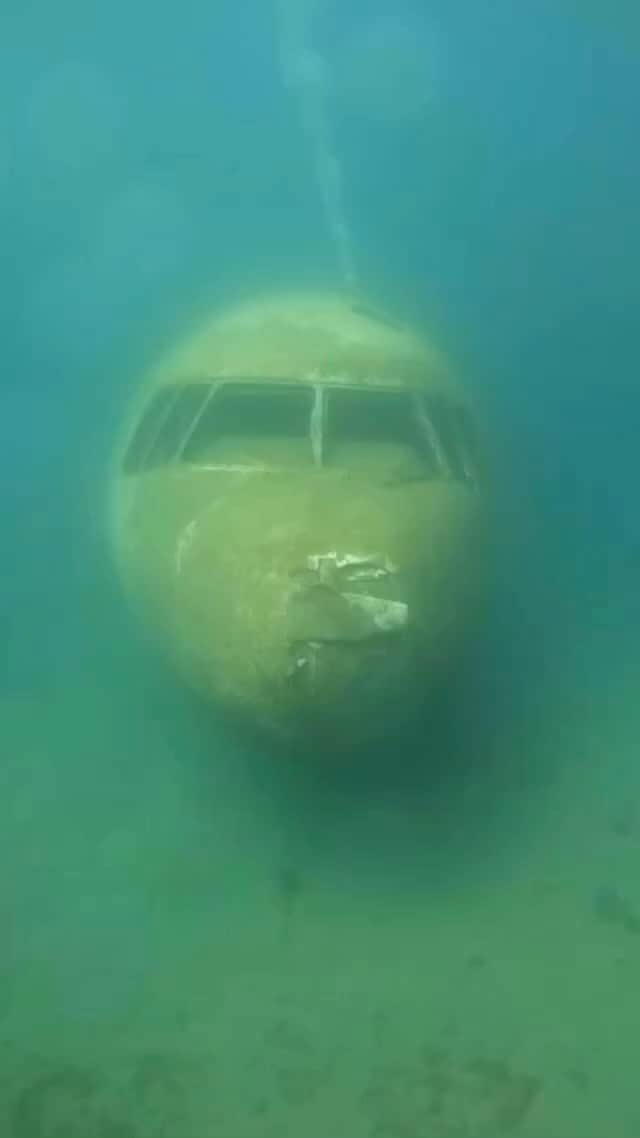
xmin=2 ymin=1 xmax=640 ymax=1135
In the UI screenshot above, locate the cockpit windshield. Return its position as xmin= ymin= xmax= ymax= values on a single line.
xmin=122 ymin=380 xmax=480 ymax=485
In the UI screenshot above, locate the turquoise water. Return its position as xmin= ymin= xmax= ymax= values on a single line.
xmin=2 ymin=2 xmax=639 ymax=1135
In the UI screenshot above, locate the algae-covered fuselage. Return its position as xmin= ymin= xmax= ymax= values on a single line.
xmin=109 ymin=291 xmax=486 ymax=756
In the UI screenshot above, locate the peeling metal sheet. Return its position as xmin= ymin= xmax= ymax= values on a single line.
xmin=306 ymin=551 xmax=398 ymax=580
xmin=341 ymin=592 xmax=408 ymax=632
xmin=285 ymin=549 xmax=408 ymax=651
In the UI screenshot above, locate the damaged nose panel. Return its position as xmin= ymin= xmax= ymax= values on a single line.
xmin=284 ymin=552 xmax=408 ymax=685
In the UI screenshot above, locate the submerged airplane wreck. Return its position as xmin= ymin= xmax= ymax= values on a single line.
xmin=109 ymin=290 xmax=486 ymax=757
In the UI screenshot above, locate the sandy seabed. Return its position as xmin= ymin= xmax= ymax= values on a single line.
xmin=1 ymin=629 xmax=639 ymax=1138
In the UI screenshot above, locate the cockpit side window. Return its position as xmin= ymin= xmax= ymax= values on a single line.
xmin=122 ymin=384 xmax=211 ymax=473
xmin=122 ymin=386 xmax=178 ymax=474
xmin=423 ymin=396 xmax=480 ymax=484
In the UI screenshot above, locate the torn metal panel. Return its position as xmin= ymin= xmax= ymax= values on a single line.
xmin=341 ymin=593 xmax=408 ymax=633
xmin=305 ymin=551 xmax=399 ymax=581
xmin=285 ymin=550 xmax=408 ymax=655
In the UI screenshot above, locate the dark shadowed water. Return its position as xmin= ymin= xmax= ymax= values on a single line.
xmin=1 ymin=2 xmax=639 ymax=1135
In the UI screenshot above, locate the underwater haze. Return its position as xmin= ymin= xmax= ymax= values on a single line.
xmin=1 ymin=0 xmax=640 ymax=1135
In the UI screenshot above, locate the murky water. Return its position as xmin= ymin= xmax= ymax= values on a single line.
xmin=2 ymin=2 xmax=639 ymax=1135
